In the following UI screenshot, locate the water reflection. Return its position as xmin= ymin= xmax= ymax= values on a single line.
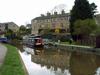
xmin=20 ymin=46 xmax=100 ymax=75
xmin=70 ymin=52 xmax=100 ymax=75
xmin=32 ymin=49 xmax=71 ymax=72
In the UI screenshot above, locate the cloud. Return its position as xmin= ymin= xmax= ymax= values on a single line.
xmin=0 ymin=0 xmax=99 ymax=25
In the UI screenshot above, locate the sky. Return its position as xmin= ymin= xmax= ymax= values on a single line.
xmin=0 ymin=0 xmax=100 ymax=26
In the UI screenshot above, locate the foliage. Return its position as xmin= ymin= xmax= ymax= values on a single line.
xmin=40 ymin=29 xmax=52 ymax=35
xmin=5 ymin=29 xmax=16 ymax=39
xmin=73 ymin=19 xmax=97 ymax=36
xmin=19 ymin=25 xmax=27 ymax=35
xmin=90 ymin=3 xmax=97 ymax=14
xmin=19 ymin=25 xmax=26 ymax=31
xmin=93 ymin=26 xmax=100 ymax=36
xmin=16 ymin=25 xmax=31 ymax=40
xmin=70 ymin=0 xmax=97 ymax=37
xmin=26 ymin=28 xmax=32 ymax=34
xmin=18 ymin=25 xmax=31 ymax=36
xmin=0 ymin=44 xmax=26 ymax=75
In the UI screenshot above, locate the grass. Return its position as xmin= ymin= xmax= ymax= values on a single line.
xmin=60 ymin=41 xmax=76 ymax=45
xmin=0 ymin=44 xmax=26 ymax=75
xmin=60 ymin=42 xmax=70 ymax=44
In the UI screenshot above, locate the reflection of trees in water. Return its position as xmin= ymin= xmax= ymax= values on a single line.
xmin=69 ymin=52 xmax=100 ymax=75
xmin=31 ymin=49 xmax=71 ymax=72
xmin=31 ymin=48 xmax=100 ymax=75
xmin=53 ymin=68 xmax=70 ymax=75
xmin=16 ymin=43 xmax=25 ymax=52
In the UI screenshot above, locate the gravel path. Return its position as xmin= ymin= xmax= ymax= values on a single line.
xmin=0 ymin=43 xmax=7 ymax=66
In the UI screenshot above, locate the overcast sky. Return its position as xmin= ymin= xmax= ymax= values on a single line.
xmin=0 ymin=0 xmax=100 ymax=26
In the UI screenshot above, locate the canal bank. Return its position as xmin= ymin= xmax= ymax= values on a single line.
xmin=17 ymin=45 xmax=100 ymax=75
xmin=0 ymin=44 xmax=27 ymax=75
xmin=0 ymin=43 xmax=7 ymax=66
xmin=44 ymin=43 xmax=100 ymax=55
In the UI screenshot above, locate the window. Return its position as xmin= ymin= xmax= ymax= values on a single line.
xmin=61 ymin=23 xmax=63 ymax=28
xmin=34 ymin=20 xmax=37 ymax=23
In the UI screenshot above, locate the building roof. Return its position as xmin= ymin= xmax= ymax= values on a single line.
xmin=32 ymin=13 xmax=69 ymax=21
xmin=0 ymin=22 xmax=19 ymax=27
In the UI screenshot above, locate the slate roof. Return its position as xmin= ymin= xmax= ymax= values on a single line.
xmin=32 ymin=13 xmax=70 ymax=20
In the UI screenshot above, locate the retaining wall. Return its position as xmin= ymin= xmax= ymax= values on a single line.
xmin=44 ymin=44 xmax=100 ymax=55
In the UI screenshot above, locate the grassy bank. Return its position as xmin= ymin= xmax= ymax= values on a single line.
xmin=0 ymin=44 xmax=26 ymax=75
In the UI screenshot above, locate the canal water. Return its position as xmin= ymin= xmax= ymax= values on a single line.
xmin=19 ymin=46 xmax=100 ymax=75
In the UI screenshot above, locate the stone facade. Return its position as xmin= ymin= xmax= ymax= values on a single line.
xmin=31 ymin=11 xmax=70 ymax=35
xmin=0 ymin=22 xmax=19 ymax=32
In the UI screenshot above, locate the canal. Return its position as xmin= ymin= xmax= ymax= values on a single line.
xmin=19 ymin=46 xmax=100 ymax=75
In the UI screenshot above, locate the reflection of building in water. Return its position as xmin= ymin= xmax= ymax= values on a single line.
xmin=31 ymin=48 xmax=100 ymax=75
xmin=69 ymin=52 xmax=100 ymax=75
xmin=31 ymin=49 xmax=71 ymax=72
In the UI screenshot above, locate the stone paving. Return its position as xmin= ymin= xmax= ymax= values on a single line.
xmin=0 ymin=43 xmax=7 ymax=66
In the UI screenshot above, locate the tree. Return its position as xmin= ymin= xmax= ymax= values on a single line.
xmin=19 ymin=25 xmax=26 ymax=31
xmin=94 ymin=26 xmax=100 ymax=36
xmin=5 ymin=29 xmax=15 ymax=39
xmin=90 ymin=3 xmax=97 ymax=15
xmin=73 ymin=19 xmax=97 ymax=36
xmin=26 ymin=28 xmax=32 ymax=35
xmin=19 ymin=25 xmax=27 ymax=35
xmin=70 ymin=0 xmax=97 ymax=40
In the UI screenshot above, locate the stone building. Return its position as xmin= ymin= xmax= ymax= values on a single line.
xmin=31 ymin=10 xmax=70 ymax=35
xmin=0 ymin=22 xmax=19 ymax=32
